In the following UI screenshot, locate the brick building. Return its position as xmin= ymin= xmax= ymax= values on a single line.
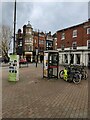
xmin=57 ymin=19 xmax=90 ymax=66
xmin=33 ymin=30 xmax=46 ymax=62
xmin=16 ymin=21 xmax=57 ymax=63
xmin=23 ymin=21 xmax=33 ymax=62
xmin=52 ymin=33 xmax=57 ymax=50
xmin=46 ymin=31 xmax=53 ymax=50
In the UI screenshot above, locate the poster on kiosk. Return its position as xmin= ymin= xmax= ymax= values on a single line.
xmin=8 ymin=54 xmax=19 ymax=82
xmin=43 ymin=52 xmax=48 ymax=77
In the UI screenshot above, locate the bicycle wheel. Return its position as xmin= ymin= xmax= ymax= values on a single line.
xmin=59 ymin=70 xmax=64 ymax=79
xmin=83 ymin=70 xmax=88 ymax=80
xmin=73 ymin=73 xmax=81 ymax=84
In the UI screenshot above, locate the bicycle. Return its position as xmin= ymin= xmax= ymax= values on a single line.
xmin=59 ymin=65 xmax=81 ymax=84
xmin=73 ymin=64 xmax=88 ymax=80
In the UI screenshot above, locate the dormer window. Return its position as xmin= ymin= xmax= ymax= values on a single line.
xmin=61 ymin=33 xmax=65 ymax=40
xmin=73 ymin=30 xmax=77 ymax=38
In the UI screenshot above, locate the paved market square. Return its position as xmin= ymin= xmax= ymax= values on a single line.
xmin=2 ymin=63 xmax=89 ymax=118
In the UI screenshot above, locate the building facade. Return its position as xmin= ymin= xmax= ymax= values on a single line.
xmin=33 ymin=30 xmax=46 ymax=62
xmin=23 ymin=21 xmax=33 ymax=62
xmin=52 ymin=33 xmax=57 ymax=50
xmin=46 ymin=31 xmax=53 ymax=50
xmin=16 ymin=21 xmax=58 ymax=63
xmin=57 ymin=19 xmax=90 ymax=66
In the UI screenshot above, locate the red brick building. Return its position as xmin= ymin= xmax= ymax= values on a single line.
xmin=57 ymin=19 xmax=90 ymax=66
xmin=33 ymin=31 xmax=46 ymax=62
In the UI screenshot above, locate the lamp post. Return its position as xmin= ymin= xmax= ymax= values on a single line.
xmin=37 ymin=29 xmax=39 ymax=63
xmin=13 ymin=0 xmax=16 ymax=54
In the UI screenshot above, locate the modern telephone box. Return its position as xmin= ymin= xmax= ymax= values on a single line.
xmin=43 ymin=50 xmax=59 ymax=79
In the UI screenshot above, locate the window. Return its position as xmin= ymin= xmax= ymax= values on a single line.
xmin=26 ymin=29 xmax=32 ymax=34
xmin=61 ymin=44 xmax=65 ymax=50
xmin=29 ymin=46 xmax=32 ymax=51
xmin=73 ymin=30 xmax=77 ymax=38
xmin=87 ymin=40 xmax=90 ymax=49
xmin=61 ymin=33 xmax=65 ymax=40
xmin=39 ymin=40 xmax=44 ymax=44
xmin=24 ymin=46 xmax=27 ymax=51
xmin=87 ymin=28 xmax=90 ymax=34
xmin=72 ymin=42 xmax=77 ymax=49
xmin=34 ymin=39 xmax=37 ymax=43
xmin=29 ymin=38 xmax=32 ymax=42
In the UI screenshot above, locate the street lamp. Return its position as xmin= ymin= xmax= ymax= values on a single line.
xmin=13 ymin=0 xmax=16 ymax=54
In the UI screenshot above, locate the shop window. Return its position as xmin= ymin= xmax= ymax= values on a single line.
xmin=64 ymin=54 xmax=68 ymax=63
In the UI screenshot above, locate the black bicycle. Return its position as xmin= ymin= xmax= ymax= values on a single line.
xmin=73 ymin=65 xmax=88 ymax=80
xmin=59 ymin=65 xmax=81 ymax=84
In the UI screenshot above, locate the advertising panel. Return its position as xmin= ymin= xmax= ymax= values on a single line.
xmin=43 ymin=53 xmax=48 ymax=77
xmin=8 ymin=54 xmax=19 ymax=82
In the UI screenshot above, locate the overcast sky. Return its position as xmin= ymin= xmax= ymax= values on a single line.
xmin=1 ymin=1 xmax=90 ymax=34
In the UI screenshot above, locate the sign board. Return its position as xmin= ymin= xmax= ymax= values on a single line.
xmin=43 ymin=53 xmax=48 ymax=77
xmin=8 ymin=54 xmax=19 ymax=82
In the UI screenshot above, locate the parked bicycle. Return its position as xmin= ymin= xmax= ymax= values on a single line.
xmin=72 ymin=64 xmax=88 ymax=80
xmin=59 ymin=64 xmax=81 ymax=84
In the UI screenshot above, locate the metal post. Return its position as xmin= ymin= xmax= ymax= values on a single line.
xmin=38 ymin=29 xmax=39 ymax=63
xmin=70 ymin=47 xmax=72 ymax=65
xmin=35 ymin=49 xmax=38 ymax=68
xmin=13 ymin=0 xmax=16 ymax=54
xmin=36 ymin=55 xmax=38 ymax=67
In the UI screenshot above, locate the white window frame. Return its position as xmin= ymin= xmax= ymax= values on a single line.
xmin=72 ymin=30 xmax=77 ymax=38
xmin=87 ymin=40 xmax=90 ymax=49
xmin=34 ymin=39 xmax=37 ymax=43
xmin=61 ymin=44 xmax=65 ymax=50
xmin=61 ymin=33 xmax=65 ymax=40
xmin=29 ymin=38 xmax=32 ymax=42
xmin=87 ymin=28 xmax=90 ymax=34
xmin=72 ymin=41 xmax=77 ymax=49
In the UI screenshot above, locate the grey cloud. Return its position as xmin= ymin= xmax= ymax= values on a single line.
xmin=1 ymin=2 xmax=88 ymax=34
xmin=2 ymin=2 xmax=13 ymax=28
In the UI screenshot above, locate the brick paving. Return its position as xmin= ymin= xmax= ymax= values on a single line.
xmin=2 ymin=63 xmax=88 ymax=118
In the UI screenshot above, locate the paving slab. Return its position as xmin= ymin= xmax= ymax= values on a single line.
xmin=2 ymin=63 xmax=89 ymax=119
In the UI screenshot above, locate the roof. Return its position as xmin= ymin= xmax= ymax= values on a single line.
xmin=57 ymin=20 xmax=89 ymax=33
xmin=26 ymin=21 xmax=32 ymax=28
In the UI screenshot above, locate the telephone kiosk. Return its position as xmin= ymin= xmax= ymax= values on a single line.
xmin=43 ymin=50 xmax=59 ymax=79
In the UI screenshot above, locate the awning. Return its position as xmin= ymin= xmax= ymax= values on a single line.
xmin=25 ymin=52 xmax=32 ymax=55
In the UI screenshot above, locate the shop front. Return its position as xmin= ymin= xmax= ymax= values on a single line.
xmin=25 ymin=52 xmax=33 ymax=62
